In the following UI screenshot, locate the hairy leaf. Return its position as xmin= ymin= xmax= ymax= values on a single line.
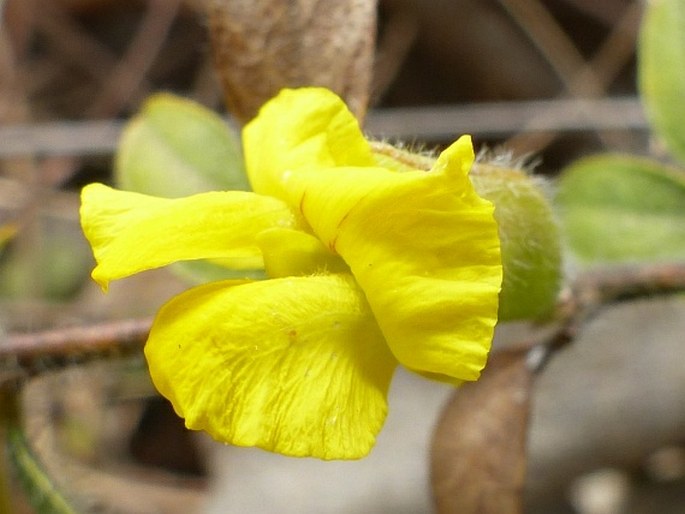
xmin=557 ymin=154 xmax=685 ymax=264
xmin=116 ymin=93 xmax=248 ymax=196
xmin=639 ymin=0 xmax=685 ymax=164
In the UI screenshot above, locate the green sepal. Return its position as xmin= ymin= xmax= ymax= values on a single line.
xmin=471 ymin=164 xmax=562 ymax=321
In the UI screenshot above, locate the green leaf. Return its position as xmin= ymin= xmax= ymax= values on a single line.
xmin=471 ymin=165 xmax=562 ymax=321
xmin=639 ymin=0 xmax=685 ymax=164
xmin=556 ymin=154 xmax=685 ymax=265
xmin=116 ymin=93 xmax=249 ymax=196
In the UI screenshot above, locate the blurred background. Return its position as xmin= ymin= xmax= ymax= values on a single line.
xmin=2 ymin=1 xmax=683 ymax=513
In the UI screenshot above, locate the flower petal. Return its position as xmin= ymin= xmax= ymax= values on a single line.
xmin=80 ymin=183 xmax=298 ymax=289
xmin=284 ymin=135 xmax=502 ymax=381
xmin=242 ymin=87 xmax=375 ymax=200
xmin=256 ymin=228 xmax=349 ymax=278
xmin=145 ymin=274 xmax=397 ymax=460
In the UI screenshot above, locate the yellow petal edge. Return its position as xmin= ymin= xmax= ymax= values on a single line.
xmin=80 ymin=183 xmax=298 ymax=290
xmin=145 ymin=274 xmax=397 ymax=459
xmin=243 ymin=87 xmax=375 ymax=201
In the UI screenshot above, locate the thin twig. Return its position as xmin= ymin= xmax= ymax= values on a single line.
xmin=87 ymin=0 xmax=182 ymax=117
xmin=499 ymin=0 xmax=603 ymax=96
xmin=0 ymin=318 xmax=152 ymax=378
xmin=575 ymin=262 xmax=685 ymax=303
xmin=33 ymin=3 xmax=132 ymax=87
xmin=500 ymin=0 xmax=641 ymax=153
xmin=527 ymin=262 xmax=685 ymax=373
xmin=2 ymin=263 xmax=683 ymax=380
xmin=0 ymin=97 xmax=648 ymax=158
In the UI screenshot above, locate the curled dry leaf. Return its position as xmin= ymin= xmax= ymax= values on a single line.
xmin=208 ymin=0 xmax=377 ymax=123
xmin=430 ymin=350 xmax=533 ymax=514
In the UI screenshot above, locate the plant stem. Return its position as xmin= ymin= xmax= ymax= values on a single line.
xmin=527 ymin=261 xmax=685 ymax=373
xmin=1 ymin=318 xmax=152 ymax=377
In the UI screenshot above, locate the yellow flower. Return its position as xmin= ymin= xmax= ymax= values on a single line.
xmin=80 ymin=88 xmax=502 ymax=460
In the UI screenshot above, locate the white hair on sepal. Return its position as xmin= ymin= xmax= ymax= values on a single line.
xmin=473 ymin=145 xmax=560 ymax=208
xmin=475 ymin=145 xmax=540 ymax=174
xmin=368 ymin=137 xmax=439 ymax=158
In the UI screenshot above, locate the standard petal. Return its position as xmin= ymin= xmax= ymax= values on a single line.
xmin=80 ymin=183 xmax=298 ymax=289
xmin=285 ymin=136 xmax=502 ymax=381
xmin=242 ymin=87 xmax=375 ymax=200
xmin=145 ymin=274 xmax=397 ymax=460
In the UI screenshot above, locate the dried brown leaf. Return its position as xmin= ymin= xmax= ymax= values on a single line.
xmin=208 ymin=0 xmax=376 ymax=124
xmin=430 ymin=350 xmax=533 ymax=514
